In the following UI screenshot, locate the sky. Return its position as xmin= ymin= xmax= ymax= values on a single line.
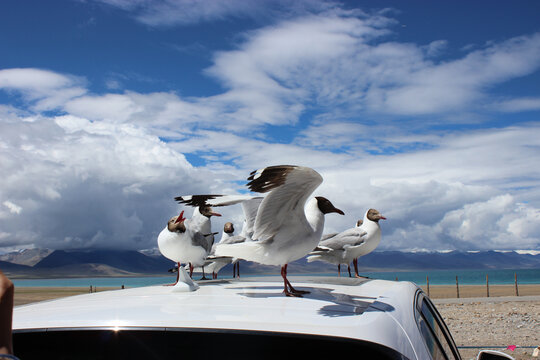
xmin=1 ymin=0 xmax=540 ymax=253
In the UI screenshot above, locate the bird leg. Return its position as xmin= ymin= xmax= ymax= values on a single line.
xmin=189 ymin=263 xmax=194 ymax=278
xmin=237 ymin=262 xmax=240 ymax=278
xmin=353 ymin=258 xmax=369 ymax=278
xmin=281 ymin=264 xmax=309 ymax=297
xmin=164 ymin=262 xmax=181 ymax=286
xmin=200 ymin=266 xmax=208 ymax=280
xmin=337 ymin=264 xmax=341 ymax=277
xmin=353 ymin=258 xmax=360 ymax=277
xmin=348 ymin=264 xmax=352 ymax=277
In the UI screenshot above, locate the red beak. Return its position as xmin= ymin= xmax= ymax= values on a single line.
xmin=174 ymin=210 xmax=185 ymax=224
xmin=211 ymin=211 xmax=222 ymax=217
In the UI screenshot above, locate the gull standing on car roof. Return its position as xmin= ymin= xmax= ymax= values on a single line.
xmin=199 ymin=222 xmax=236 ymax=279
xmin=307 ymin=219 xmax=364 ymax=277
xmin=176 ymin=196 xmax=263 ymax=278
xmin=227 ymin=197 xmax=263 ymax=278
xmin=157 ymin=211 xmax=215 ymax=285
xmin=210 ymin=165 xmax=345 ymax=297
xmin=349 ymin=209 xmax=386 ymax=277
xmin=216 ymin=222 xmax=243 ymax=278
xmin=180 ymin=202 xmax=222 ymax=279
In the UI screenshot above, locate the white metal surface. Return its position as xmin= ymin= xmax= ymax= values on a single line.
xmin=13 ymin=277 xmax=431 ymax=359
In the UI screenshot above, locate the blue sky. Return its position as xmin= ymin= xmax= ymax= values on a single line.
xmin=1 ymin=0 xmax=540 ymax=253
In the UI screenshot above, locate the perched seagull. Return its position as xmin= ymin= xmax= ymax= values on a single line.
xmin=177 ymin=196 xmax=264 ymax=279
xmin=225 ymin=198 xmax=263 ymax=278
xmin=220 ymin=222 xmax=242 ymax=278
xmin=185 ymin=204 xmax=222 ymax=250
xmin=180 ymin=203 xmax=222 ymax=279
xmin=203 ymin=222 xmax=236 ymax=279
xmin=307 ymin=219 xmax=364 ymax=277
xmin=308 ymin=210 xmax=385 ymax=278
xmin=157 ymin=211 xmax=215 ymax=285
xmin=349 ymin=209 xmax=386 ymax=277
xmin=212 ymin=165 xmax=345 ymax=297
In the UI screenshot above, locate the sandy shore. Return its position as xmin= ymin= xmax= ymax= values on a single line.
xmin=435 ymin=298 xmax=539 ymax=360
xmin=14 ymin=286 xmax=119 ymax=306
xmin=420 ymin=284 xmax=540 ymax=299
xmin=14 ymin=284 xmax=540 ymax=359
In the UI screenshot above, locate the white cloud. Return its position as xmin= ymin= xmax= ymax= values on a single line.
xmin=494 ymin=97 xmax=540 ymax=112
xmin=0 ymin=68 xmax=75 ymax=90
xmin=1 ymin=7 xmax=540 ymax=252
xmin=0 ymin=68 xmax=87 ymax=111
xmin=0 ymin=112 xmax=219 ymax=250
xmin=96 ymin=0 xmax=334 ymax=26
xmin=204 ymin=15 xmax=540 ymax=119
xmin=2 ymin=201 xmax=22 ymax=215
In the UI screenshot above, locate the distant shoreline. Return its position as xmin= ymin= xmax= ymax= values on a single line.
xmin=7 ymin=267 xmax=540 ymax=286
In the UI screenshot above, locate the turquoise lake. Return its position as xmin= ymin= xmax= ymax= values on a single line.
xmin=12 ymin=268 xmax=540 ymax=287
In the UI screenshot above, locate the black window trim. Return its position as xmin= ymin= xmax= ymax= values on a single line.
xmin=414 ymin=290 xmax=462 ymax=360
xmin=14 ymin=326 xmax=412 ymax=360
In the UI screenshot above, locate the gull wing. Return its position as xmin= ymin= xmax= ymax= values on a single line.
xmin=321 ymin=232 xmax=339 ymax=241
xmin=219 ymin=235 xmax=247 ymax=245
xmin=319 ymin=228 xmax=367 ymax=250
xmin=247 ymin=165 xmax=323 ymax=242
xmin=175 ymin=194 xmax=261 ymax=207
xmin=240 ymin=197 xmax=263 ymax=238
xmin=191 ymin=231 xmax=212 ymax=253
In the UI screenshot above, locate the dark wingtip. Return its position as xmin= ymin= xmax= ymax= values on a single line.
xmin=246 ymin=165 xmax=296 ymax=193
xmin=174 ymin=195 xmax=224 ymax=207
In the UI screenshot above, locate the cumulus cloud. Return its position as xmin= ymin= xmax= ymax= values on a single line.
xmin=1 ymin=6 xmax=540 ymax=252
xmin=0 ymin=112 xmax=220 ymax=250
xmin=204 ymin=15 xmax=540 ymax=120
xmin=386 ymin=195 xmax=540 ymax=251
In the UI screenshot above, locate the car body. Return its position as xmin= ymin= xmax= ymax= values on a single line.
xmin=12 ymin=276 xmax=461 ymax=359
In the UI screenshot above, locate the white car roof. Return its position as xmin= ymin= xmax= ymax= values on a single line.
xmin=14 ymin=276 xmax=427 ymax=359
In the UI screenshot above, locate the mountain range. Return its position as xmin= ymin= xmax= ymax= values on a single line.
xmin=1 ymin=248 xmax=539 ymax=278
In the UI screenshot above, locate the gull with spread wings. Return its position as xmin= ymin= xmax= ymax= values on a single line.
xmin=176 ymin=165 xmax=344 ymax=297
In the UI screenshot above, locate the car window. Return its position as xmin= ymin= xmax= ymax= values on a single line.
xmin=415 ymin=292 xmax=461 ymax=360
xmin=416 ymin=305 xmax=447 ymax=360
xmin=13 ymin=328 xmax=412 ymax=360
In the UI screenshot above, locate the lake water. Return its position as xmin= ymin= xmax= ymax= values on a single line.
xmin=12 ymin=268 xmax=540 ymax=287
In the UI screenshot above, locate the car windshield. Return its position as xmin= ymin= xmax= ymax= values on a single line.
xmin=14 ymin=328 xmax=410 ymax=360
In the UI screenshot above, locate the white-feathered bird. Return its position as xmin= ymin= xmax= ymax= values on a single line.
xmin=307 ymin=219 xmax=364 ymax=277
xmin=308 ymin=209 xmax=385 ymax=277
xmin=203 ymin=222 xmax=236 ymax=279
xmin=157 ymin=210 xmax=216 ymax=284
xmin=210 ymin=165 xmax=344 ymax=297
xmin=177 ymin=196 xmax=264 ymax=279
xmin=348 ymin=209 xmax=385 ymax=277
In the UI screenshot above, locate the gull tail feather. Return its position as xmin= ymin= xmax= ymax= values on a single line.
xmin=214 ymin=242 xmax=264 ymax=263
xmin=306 ymin=255 xmax=323 ymax=263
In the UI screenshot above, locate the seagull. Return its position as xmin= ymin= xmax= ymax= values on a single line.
xmin=308 ymin=209 xmax=385 ymax=278
xmin=220 ymin=222 xmax=243 ymax=278
xmin=211 ymin=165 xmax=345 ymax=297
xmin=203 ymin=222 xmax=236 ymax=279
xmin=180 ymin=203 xmax=222 ymax=279
xmin=350 ymin=209 xmax=386 ymax=277
xmin=157 ymin=211 xmax=215 ymax=285
xmin=226 ymin=197 xmax=262 ymax=278
xmin=307 ymin=219 xmax=364 ymax=277
xmin=176 ymin=196 xmax=263 ymax=279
